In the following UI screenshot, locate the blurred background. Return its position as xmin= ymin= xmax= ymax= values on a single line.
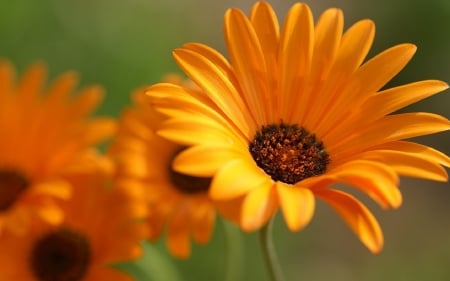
xmin=1 ymin=0 xmax=448 ymax=280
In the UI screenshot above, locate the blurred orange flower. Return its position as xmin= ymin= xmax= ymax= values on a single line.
xmin=110 ymin=87 xmax=218 ymax=258
xmin=0 ymin=61 xmax=116 ymax=236
xmin=0 ymin=156 xmax=147 ymax=280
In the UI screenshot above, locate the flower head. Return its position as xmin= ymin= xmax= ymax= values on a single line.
xmin=0 ymin=61 xmax=116 ymax=235
xmin=147 ymin=2 xmax=450 ymax=253
xmin=0 ymin=156 xmax=147 ymax=281
xmin=110 ymin=87 xmax=217 ymax=258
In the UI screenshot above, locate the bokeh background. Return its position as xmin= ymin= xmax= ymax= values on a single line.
xmin=1 ymin=0 xmax=449 ymax=280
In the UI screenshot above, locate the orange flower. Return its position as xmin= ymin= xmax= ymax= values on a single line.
xmin=0 ymin=61 xmax=115 ymax=235
xmin=147 ymin=2 xmax=450 ymax=253
xmin=110 ymin=88 xmax=217 ymax=258
xmin=0 ymin=156 xmax=147 ymax=280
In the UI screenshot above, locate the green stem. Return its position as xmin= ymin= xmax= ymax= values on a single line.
xmin=259 ymin=218 xmax=286 ymax=281
xmin=223 ymin=219 xmax=243 ymax=281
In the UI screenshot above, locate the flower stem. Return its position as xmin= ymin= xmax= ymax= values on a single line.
xmin=223 ymin=219 xmax=243 ymax=281
xmin=259 ymin=218 xmax=286 ymax=281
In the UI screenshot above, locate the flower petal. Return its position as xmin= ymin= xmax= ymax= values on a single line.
xmin=315 ymin=188 xmax=383 ymax=254
xmin=241 ymin=181 xmax=278 ymax=232
xmin=331 ymin=112 xmax=450 ymax=156
xmin=276 ymin=182 xmax=315 ymax=231
xmin=173 ymin=48 xmax=256 ymax=135
xmin=278 ymin=3 xmax=313 ymax=121
xmin=210 ymin=158 xmax=270 ymax=200
xmin=359 ymin=150 xmax=449 ymax=182
xmin=225 ymin=7 xmax=269 ymax=125
xmin=174 ymin=145 xmax=244 ymax=177
xmin=329 ymin=160 xmax=402 ymax=209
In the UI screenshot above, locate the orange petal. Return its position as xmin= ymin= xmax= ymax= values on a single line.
xmin=173 ymin=48 xmax=256 ymax=134
xmin=360 ymin=150 xmax=449 ymax=182
xmin=174 ymin=145 xmax=244 ymax=177
xmin=315 ymin=188 xmax=383 ymax=254
xmin=276 ymin=182 xmax=315 ymax=231
xmin=225 ymin=7 xmax=268 ymax=124
xmin=167 ymin=211 xmax=191 ymax=259
xmin=279 ymin=3 xmax=313 ymax=121
xmin=330 ymin=160 xmax=402 ymax=209
xmin=210 ymin=158 xmax=270 ymax=200
xmin=241 ymin=181 xmax=278 ymax=232
xmin=331 ymin=112 xmax=450 ymax=155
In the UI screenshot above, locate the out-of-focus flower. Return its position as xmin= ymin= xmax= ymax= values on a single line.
xmin=0 ymin=156 xmax=147 ymax=280
xmin=0 ymin=61 xmax=116 ymax=235
xmin=146 ymin=2 xmax=450 ymax=253
xmin=110 ymin=85 xmax=218 ymax=259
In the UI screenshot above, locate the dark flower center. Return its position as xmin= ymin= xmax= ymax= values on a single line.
xmin=0 ymin=169 xmax=29 ymax=211
xmin=249 ymin=123 xmax=329 ymax=184
xmin=30 ymin=228 xmax=91 ymax=281
xmin=169 ymin=148 xmax=211 ymax=194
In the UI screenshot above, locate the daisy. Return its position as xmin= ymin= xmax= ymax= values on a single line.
xmin=146 ymin=2 xmax=450 ymax=253
xmin=0 ymin=61 xmax=115 ymax=235
xmin=0 ymin=156 xmax=147 ymax=280
xmin=110 ymin=88 xmax=217 ymax=258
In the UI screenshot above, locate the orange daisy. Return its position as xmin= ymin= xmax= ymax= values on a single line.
xmin=0 ymin=156 xmax=147 ymax=281
xmin=146 ymin=2 xmax=450 ymax=253
xmin=0 ymin=60 xmax=115 ymax=235
xmin=109 ymin=87 xmax=216 ymax=258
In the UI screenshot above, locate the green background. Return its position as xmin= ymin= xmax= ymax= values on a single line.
xmin=1 ymin=0 xmax=449 ymax=280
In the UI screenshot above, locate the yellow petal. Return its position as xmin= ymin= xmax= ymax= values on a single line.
xmin=210 ymin=158 xmax=270 ymax=200
xmin=241 ymin=181 xmax=278 ymax=232
xmin=315 ymin=188 xmax=383 ymax=254
xmin=277 ymin=182 xmax=315 ymax=231
xmin=158 ymin=116 xmax=239 ymax=147
xmin=174 ymin=145 xmax=244 ymax=177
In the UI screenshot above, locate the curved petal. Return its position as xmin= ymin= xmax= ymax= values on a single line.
xmin=329 ymin=160 xmax=402 ymax=209
xmin=276 ymin=182 xmax=315 ymax=231
xmin=158 ymin=116 xmax=239 ymax=147
xmin=241 ymin=181 xmax=278 ymax=232
xmin=374 ymin=141 xmax=450 ymax=167
xmin=210 ymin=158 xmax=270 ymax=200
xmin=174 ymin=145 xmax=244 ymax=177
xmin=359 ymin=150 xmax=449 ymax=182
xmin=315 ymin=188 xmax=383 ymax=254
